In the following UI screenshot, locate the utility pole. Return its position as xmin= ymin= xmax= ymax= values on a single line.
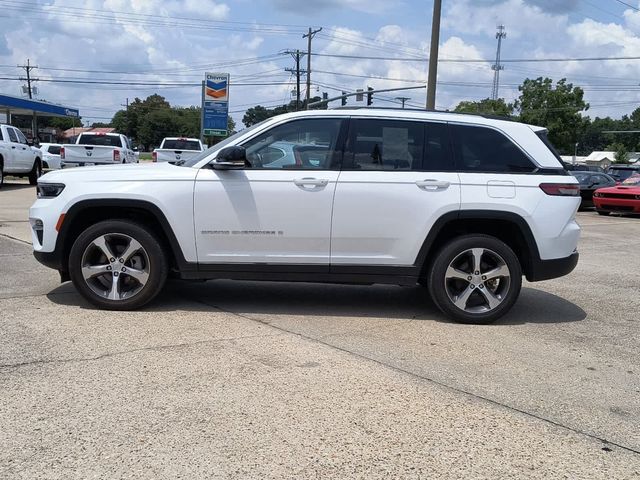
xmin=285 ymin=50 xmax=307 ymax=111
xmin=395 ymin=97 xmax=410 ymax=108
xmin=303 ymin=27 xmax=322 ymax=110
xmin=18 ymin=58 xmax=38 ymax=99
xmin=491 ymin=25 xmax=507 ymax=100
xmin=426 ymin=0 xmax=442 ymax=110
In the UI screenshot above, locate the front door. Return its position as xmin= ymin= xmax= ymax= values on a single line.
xmin=194 ymin=117 xmax=346 ymax=266
xmin=14 ymin=128 xmax=33 ymax=170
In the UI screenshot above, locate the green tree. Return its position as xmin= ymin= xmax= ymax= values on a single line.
xmin=515 ymin=77 xmax=589 ymax=154
xmin=607 ymin=142 xmax=630 ymax=164
xmin=242 ymin=97 xmax=325 ymax=127
xmin=454 ymin=98 xmax=513 ymax=117
xmin=137 ymin=109 xmax=180 ymax=150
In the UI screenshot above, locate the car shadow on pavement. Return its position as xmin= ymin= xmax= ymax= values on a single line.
xmin=46 ymin=281 xmax=587 ymax=325
xmin=0 ymin=182 xmax=34 ymax=191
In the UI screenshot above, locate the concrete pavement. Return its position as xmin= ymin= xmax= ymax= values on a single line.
xmin=1 ymin=178 xmax=639 ymax=479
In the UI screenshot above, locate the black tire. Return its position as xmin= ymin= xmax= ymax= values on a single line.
xmin=427 ymin=234 xmax=522 ymax=324
xmin=0 ymin=159 xmax=4 ymax=189
xmin=69 ymin=220 xmax=168 ymax=310
xmin=597 ymin=211 xmax=610 ymax=216
xmin=28 ymin=159 xmax=42 ymax=185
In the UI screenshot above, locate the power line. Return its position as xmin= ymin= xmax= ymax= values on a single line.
xmin=311 ymin=52 xmax=640 ymax=63
xmin=613 ymin=0 xmax=639 ymax=11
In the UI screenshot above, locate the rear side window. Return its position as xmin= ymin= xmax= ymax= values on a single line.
xmin=345 ymin=119 xmax=424 ymax=171
xmin=78 ymin=134 xmax=121 ymax=147
xmin=7 ymin=128 xmax=18 ymax=142
xmin=0 ymin=128 xmax=4 ymax=141
xmin=450 ymin=124 xmax=536 ymax=173
xmin=163 ymin=139 xmax=201 ymax=151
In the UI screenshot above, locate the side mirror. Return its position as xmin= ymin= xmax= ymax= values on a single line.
xmin=212 ymin=146 xmax=246 ymax=170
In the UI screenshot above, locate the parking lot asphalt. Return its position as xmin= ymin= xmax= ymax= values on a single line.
xmin=1 ymin=178 xmax=639 ymax=479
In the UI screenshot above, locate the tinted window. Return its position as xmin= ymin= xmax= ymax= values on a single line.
xmin=451 ymin=124 xmax=536 ymax=173
xmin=78 ymin=134 xmax=122 ymax=147
xmin=242 ymin=118 xmax=343 ymax=170
xmin=424 ymin=122 xmax=453 ymax=171
xmin=346 ymin=119 xmax=424 ymax=171
xmin=7 ymin=128 xmax=18 ymax=142
xmin=0 ymin=128 xmax=4 ymax=142
xmin=163 ymin=139 xmax=201 ymax=151
xmin=47 ymin=146 xmax=61 ymax=155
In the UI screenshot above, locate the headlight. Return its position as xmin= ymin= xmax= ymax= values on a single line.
xmin=593 ymin=192 xmax=601 ymax=197
xmin=37 ymin=183 xmax=65 ymax=198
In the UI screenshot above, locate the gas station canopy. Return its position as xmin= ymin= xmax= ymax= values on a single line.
xmin=0 ymin=93 xmax=79 ymax=119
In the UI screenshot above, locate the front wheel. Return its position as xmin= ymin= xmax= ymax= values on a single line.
xmin=68 ymin=220 xmax=168 ymax=310
xmin=427 ymin=235 xmax=522 ymax=324
xmin=597 ymin=210 xmax=610 ymax=216
xmin=28 ymin=159 xmax=42 ymax=185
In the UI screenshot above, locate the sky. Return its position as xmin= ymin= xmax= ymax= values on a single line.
xmin=1 ymin=0 xmax=640 ymax=127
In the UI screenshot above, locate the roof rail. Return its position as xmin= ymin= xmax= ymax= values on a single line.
xmin=328 ymin=106 xmax=514 ymax=121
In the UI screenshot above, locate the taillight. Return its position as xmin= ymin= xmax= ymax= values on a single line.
xmin=60 ymin=147 xmax=65 ymax=159
xmin=113 ymin=150 xmax=121 ymax=162
xmin=152 ymin=151 xmax=157 ymax=162
xmin=539 ymin=183 xmax=580 ymax=196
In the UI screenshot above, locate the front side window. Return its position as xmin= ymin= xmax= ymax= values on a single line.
xmin=242 ymin=118 xmax=343 ymax=170
xmin=16 ymin=129 xmax=28 ymax=144
xmin=451 ymin=124 xmax=536 ymax=173
xmin=345 ymin=119 xmax=424 ymax=171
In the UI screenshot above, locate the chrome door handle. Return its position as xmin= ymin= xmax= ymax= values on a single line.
xmin=416 ymin=179 xmax=450 ymax=190
xmin=294 ymin=178 xmax=328 ymax=187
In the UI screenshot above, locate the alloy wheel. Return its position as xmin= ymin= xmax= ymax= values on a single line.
xmin=81 ymin=233 xmax=150 ymax=301
xmin=444 ymin=247 xmax=511 ymax=314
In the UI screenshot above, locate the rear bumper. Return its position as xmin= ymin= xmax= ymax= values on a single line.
xmin=526 ymin=251 xmax=579 ymax=282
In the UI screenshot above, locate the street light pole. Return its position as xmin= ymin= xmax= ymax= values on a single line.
xmin=426 ymin=0 xmax=442 ymax=110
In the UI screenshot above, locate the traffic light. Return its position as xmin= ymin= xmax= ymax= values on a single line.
xmin=341 ymin=91 xmax=347 ymax=106
xmin=367 ymin=86 xmax=373 ymax=106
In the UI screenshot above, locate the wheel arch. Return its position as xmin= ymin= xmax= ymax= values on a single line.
xmin=57 ymin=199 xmax=193 ymax=275
xmin=416 ymin=210 xmax=541 ymax=281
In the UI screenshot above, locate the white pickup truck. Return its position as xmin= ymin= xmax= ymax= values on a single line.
xmin=152 ymin=137 xmax=204 ymax=164
xmin=0 ymin=123 xmax=42 ymax=187
xmin=60 ymin=132 xmax=136 ymax=168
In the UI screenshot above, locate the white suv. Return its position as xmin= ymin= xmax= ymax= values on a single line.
xmin=29 ymin=109 xmax=581 ymax=323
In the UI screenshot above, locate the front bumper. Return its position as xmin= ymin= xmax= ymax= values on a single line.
xmin=526 ymin=251 xmax=579 ymax=282
xmin=593 ymin=197 xmax=640 ymax=213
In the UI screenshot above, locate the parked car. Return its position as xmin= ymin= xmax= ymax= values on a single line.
xmin=152 ymin=137 xmax=204 ymax=164
xmin=593 ymin=173 xmax=640 ymax=215
xmin=606 ymin=165 xmax=640 ymax=183
xmin=0 ymin=123 xmax=43 ymax=187
xmin=60 ymin=132 xmax=137 ymax=167
xmin=571 ymin=171 xmax=616 ymax=208
xmin=39 ymin=143 xmax=63 ymax=170
xmin=30 ymin=109 xmax=581 ymax=324
xmin=564 ymin=163 xmax=604 ymax=173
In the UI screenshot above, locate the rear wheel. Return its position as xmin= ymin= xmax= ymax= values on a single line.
xmin=69 ymin=220 xmax=168 ymax=310
xmin=597 ymin=211 xmax=610 ymax=216
xmin=0 ymin=159 xmax=4 ymax=189
xmin=427 ymin=235 xmax=522 ymax=324
xmin=28 ymin=159 xmax=42 ymax=185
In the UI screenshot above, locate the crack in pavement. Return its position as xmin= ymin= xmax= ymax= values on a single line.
xmin=0 ymin=333 xmax=284 ymax=372
xmin=0 ymin=232 xmax=31 ymax=245
xmin=189 ymin=295 xmax=640 ymax=457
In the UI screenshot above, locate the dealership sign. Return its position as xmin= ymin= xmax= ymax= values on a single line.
xmin=202 ymin=72 xmax=229 ymax=136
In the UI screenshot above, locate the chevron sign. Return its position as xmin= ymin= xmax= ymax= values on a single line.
xmin=205 ymin=73 xmax=229 ymax=102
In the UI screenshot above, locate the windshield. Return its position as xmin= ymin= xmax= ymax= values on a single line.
xmin=180 ymin=120 xmax=271 ymax=167
xmin=78 ymin=134 xmax=121 ymax=147
xmin=162 ymin=139 xmax=201 ymax=151
xmin=572 ymin=172 xmax=590 ymax=183
xmin=621 ymin=174 xmax=640 ymax=186
xmin=607 ymin=168 xmax=639 ymax=181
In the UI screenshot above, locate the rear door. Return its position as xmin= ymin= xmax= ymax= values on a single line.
xmin=330 ymin=117 xmax=460 ymax=267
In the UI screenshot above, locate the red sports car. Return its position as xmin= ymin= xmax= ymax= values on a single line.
xmin=593 ymin=174 xmax=640 ymax=216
